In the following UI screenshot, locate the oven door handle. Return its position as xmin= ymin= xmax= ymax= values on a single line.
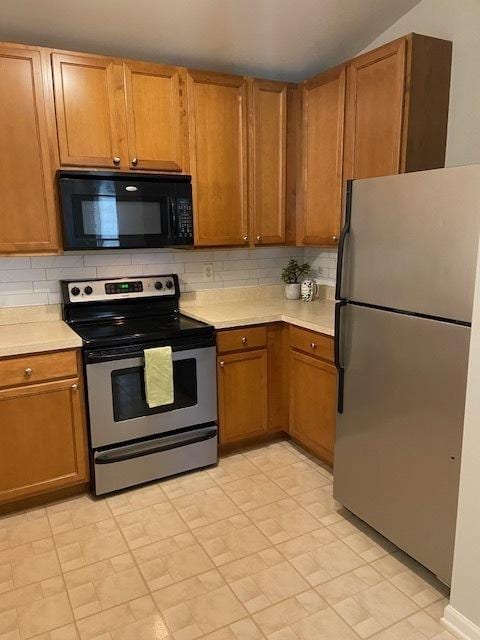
xmin=85 ymin=352 xmax=147 ymax=362
xmin=94 ymin=426 xmax=217 ymax=464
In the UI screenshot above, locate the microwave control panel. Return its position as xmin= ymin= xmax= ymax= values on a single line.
xmin=176 ymin=198 xmax=193 ymax=239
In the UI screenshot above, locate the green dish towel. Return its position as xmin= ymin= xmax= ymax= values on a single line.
xmin=144 ymin=346 xmax=174 ymax=408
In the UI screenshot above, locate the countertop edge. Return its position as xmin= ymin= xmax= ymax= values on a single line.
xmin=181 ymin=308 xmax=334 ymax=336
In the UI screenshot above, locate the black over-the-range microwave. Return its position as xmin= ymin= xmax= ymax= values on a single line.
xmin=58 ymin=171 xmax=194 ymax=250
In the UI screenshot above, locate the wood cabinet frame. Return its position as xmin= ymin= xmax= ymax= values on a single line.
xmin=187 ymin=69 xmax=249 ymax=246
xmin=52 ymin=52 xmax=127 ymax=169
xmin=216 ymin=323 xmax=335 ymax=465
xmin=0 ymin=350 xmax=89 ymax=505
xmin=248 ymin=78 xmax=288 ymax=245
xmin=0 ymin=43 xmax=60 ymax=253
xmin=217 ymin=348 xmax=268 ymax=444
xmin=123 ymin=60 xmax=188 ymax=171
xmin=343 ymin=37 xmax=407 ymax=181
xmin=299 ymin=65 xmax=346 ymax=246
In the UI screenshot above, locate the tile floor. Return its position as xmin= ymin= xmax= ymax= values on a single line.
xmin=0 ymin=440 xmax=455 ymax=640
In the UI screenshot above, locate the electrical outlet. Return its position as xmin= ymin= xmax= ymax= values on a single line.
xmin=203 ymin=263 xmax=214 ymax=281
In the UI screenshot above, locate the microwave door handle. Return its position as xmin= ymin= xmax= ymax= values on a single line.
xmin=167 ymin=196 xmax=176 ymax=238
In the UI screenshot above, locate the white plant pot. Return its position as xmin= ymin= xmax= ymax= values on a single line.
xmin=285 ymin=283 xmax=301 ymax=300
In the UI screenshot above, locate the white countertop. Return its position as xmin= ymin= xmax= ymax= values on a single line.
xmin=181 ymin=292 xmax=335 ymax=335
xmin=0 ymin=319 xmax=82 ymax=357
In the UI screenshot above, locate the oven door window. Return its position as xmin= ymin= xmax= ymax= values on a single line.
xmin=111 ymin=359 xmax=197 ymax=422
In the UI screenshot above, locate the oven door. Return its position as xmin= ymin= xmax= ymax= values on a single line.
xmin=59 ymin=173 xmax=193 ymax=249
xmin=86 ymin=345 xmax=217 ymax=448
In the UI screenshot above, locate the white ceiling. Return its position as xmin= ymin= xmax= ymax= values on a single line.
xmin=0 ymin=0 xmax=421 ymax=80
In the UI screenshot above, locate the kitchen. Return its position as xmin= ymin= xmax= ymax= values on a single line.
xmin=0 ymin=0 xmax=480 ymax=639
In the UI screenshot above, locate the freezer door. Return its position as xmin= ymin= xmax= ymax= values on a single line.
xmin=333 ymin=303 xmax=470 ymax=584
xmin=339 ymin=165 xmax=480 ymax=322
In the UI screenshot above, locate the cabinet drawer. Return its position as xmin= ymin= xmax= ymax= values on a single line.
xmin=289 ymin=325 xmax=334 ymax=362
xmin=217 ymin=326 xmax=267 ymax=354
xmin=0 ymin=350 xmax=78 ymax=388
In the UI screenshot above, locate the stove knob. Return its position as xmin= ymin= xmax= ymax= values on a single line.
xmin=166 ymin=280 xmax=174 ymax=290
xmin=154 ymin=281 xmax=163 ymax=290
xmin=71 ymin=286 xmax=80 ymax=297
xmin=84 ymin=285 xmax=93 ymax=296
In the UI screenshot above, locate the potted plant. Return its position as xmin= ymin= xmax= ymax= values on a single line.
xmin=281 ymin=259 xmax=311 ymax=299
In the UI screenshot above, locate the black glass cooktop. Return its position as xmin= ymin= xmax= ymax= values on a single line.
xmin=71 ymin=313 xmax=212 ymax=347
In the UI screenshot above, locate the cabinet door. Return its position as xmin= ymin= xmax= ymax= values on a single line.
xmin=52 ymin=52 xmax=126 ymax=168
xmin=289 ymin=349 xmax=336 ymax=465
xmin=249 ymin=79 xmax=287 ymax=245
xmin=187 ymin=70 xmax=248 ymax=246
xmin=300 ymin=66 xmax=346 ymax=246
xmin=0 ymin=378 xmax=89 ymax=503
xmin=217 ymin=350 xmax=268 ymax=444
xmin=343 ymin=38 xmax=406 ymax=180
xmin=124 ymin=61 xmax=188 ymax=171
xmin=0 ymin=45 xmax=59 ymax=253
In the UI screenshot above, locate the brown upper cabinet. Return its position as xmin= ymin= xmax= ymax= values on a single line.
xmin=300 ymin=33 xmax=452 ymax=246
xmin=52 ymin=53 xmax=127 ymax=169
xmin=187 ymin=70 xmax=249 ymax=246
xmin=187 ymin=73 xmax=295 ymax=247
xmin=300 ymin=65 xmax=346 ymax=246
xmin=0 ymin=32 xmax=452 ymax=255
xmin=0 ymin=44 xmax=59 ymax=253
xmin=343 ymin=38 xmax=407 ymax=180
xmin=248 ymin=79 xmax=288 ymax=245
xmin=123 ymin=61 xmax=188 ymax=171
xmin=52 ymin=52 xmax=188 ymax=172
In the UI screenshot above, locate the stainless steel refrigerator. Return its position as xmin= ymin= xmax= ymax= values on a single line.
xmin=333 ymin=164 xmax=480 ymax=585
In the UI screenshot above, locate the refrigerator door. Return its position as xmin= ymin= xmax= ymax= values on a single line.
xmin=338 ymin=165 xmax=480 ymax=322
xmin=333 ymin=303 xmax=470 ymax=584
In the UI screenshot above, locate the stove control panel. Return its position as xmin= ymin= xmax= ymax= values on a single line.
xmin=65 ymin=276 xmax=178 ymax=303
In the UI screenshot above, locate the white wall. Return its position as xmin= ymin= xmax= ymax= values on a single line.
xmin=358 ymin=0 xmax=480 ymax=167
xmin=443 ymin=235 xmax=480 ymax=638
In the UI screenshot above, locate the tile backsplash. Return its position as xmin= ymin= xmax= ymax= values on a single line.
xmin=0 ymin=246 xmax=337 ymax=308
xmin=305 ymin=247 xmax=338 ymax=285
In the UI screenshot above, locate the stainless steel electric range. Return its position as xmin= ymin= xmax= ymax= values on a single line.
xmin=62 ymin=274 xmax=218 ymax=495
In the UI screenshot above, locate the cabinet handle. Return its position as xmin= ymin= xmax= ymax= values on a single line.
xmin=71 ymin=383 xmax=78 ymax=391
xmin=24 ymin=367 xmax=32 ymax=377
xmin=241 ymin=336 xmax=247 ymax=344
xmin=219 ymin=361 xmax=225 ymax=368
xmin=112 ymin=156 xmax=121 ymax=166
xmin=310 ymin=342 xmax=317 ymax=349
xmin=332 ymin=235 xmax=338 ymax=242
xmin=256 ymin=235 xmax=262 ymax=242
xmin=243 ymin=236 xmax=248 ymax=242
xmin=131 ymin=157 xmax=138 ymax=166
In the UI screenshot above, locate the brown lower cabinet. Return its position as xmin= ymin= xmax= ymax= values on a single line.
xmin=216 ymin=323 xmax=336 ymax=464
xmin=0 ymin=350 xmax=89 ymax=505
xmin=289 ymin=348 xmax=336 ymax=465
xmin=217 ymin=349 xmax=269 ymax=444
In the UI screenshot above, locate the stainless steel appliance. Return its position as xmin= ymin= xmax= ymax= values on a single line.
xmin=334 ymin=164 xmax=480 ymax=585
xmin=62 ymin=274 xmax=217 ymax=495
xmin=58 ymin=171 xmax=194 ymax=250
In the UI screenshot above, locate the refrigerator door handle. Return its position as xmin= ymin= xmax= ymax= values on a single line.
xmin=334 ymin=300 xmax=347 ymax=414
xmin=335 ymin=180 xmax=353 ymax=301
